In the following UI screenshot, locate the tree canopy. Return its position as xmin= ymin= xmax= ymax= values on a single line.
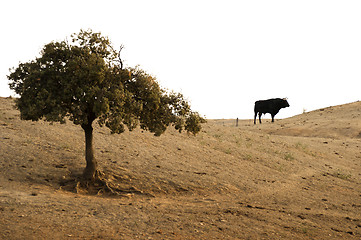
xmin=8 ymin=29 xmax=205 ymax=182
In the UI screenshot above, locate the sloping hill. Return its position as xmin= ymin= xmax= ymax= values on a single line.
xmin=1 ymin=97 xmax=360 ymax=239
xmin=257 ymin=101 xmax=361 ymax=139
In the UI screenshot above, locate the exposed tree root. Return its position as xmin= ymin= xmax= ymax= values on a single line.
xmin=61 ymin=169 xmax=154 ymax=197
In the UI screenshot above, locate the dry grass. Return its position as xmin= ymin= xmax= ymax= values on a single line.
xmin=1 ymin=97 xmax=361 ymax=239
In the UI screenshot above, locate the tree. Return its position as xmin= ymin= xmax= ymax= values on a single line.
xmin=8 ymin=29 xmax=205 ymax=183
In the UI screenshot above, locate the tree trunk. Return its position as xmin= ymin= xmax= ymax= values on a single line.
xmin=82 ymin=122 xmax=97 ymax=181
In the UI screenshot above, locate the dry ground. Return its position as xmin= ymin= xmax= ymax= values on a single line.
xmin=0 ymin=97 xmax=360 ymax=239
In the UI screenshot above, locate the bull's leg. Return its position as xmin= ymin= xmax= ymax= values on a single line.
xmin=254 ymin=112 xmax=257 ymax=124
xmin=259 ymin=113 xmax=262 ymax=124
xmin=271 ymin=114 xmax=275 ymax=122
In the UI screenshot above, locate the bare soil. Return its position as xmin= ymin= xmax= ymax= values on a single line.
xmin=0 ymin=97 xmax=360 ymax=239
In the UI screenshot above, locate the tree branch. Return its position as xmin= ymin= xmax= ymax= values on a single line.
xmin=118 ymin=45 xmax=124 ymax=70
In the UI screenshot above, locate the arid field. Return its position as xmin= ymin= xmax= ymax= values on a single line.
xmin=0 ymin=97 xmax=360 ymax=239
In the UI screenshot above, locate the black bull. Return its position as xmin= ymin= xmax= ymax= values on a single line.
xmin=254 ymin=98 xmax=290 ymax=124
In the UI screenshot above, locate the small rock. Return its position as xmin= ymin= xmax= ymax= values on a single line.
xmin=55 ymin=164 xmax=66 ymax=168
xmin=331 ymin=227 xmax=342 ymax=232
xmin=298 ymin=215 xmax=306 ymax=220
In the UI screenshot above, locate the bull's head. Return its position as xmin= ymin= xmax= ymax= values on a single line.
xmin=282 ymin=98 xmax=290 ymax=107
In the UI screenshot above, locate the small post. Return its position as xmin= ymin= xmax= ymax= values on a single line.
xmin=236 ymin=118 xmax=239 ymax=127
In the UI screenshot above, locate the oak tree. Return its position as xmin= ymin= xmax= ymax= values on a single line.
xmin=8 ymin=29 xmax=205 ymax=182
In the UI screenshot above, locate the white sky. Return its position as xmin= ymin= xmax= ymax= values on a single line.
xmin=1 ymin=0 xmax=360 ymax=119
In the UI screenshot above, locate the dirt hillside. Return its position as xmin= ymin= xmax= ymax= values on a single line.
xmin=0 ymin=97 xmax=360 ymax=239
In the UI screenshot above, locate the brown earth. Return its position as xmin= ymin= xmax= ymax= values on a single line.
xmin=0 ymin=97 xmax=360 ymax=239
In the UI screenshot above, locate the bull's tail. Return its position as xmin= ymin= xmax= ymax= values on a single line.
xmin=254 ymin=102 xmax=258 ymax=124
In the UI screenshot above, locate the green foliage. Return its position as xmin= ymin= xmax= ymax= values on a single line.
xmin=332 ymin=170 xmax=351 ymax=180
xmin=8 ymin=29 xmax=205 ymax=136
xmin=284 ymin=152 xmax=295 ymax=161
